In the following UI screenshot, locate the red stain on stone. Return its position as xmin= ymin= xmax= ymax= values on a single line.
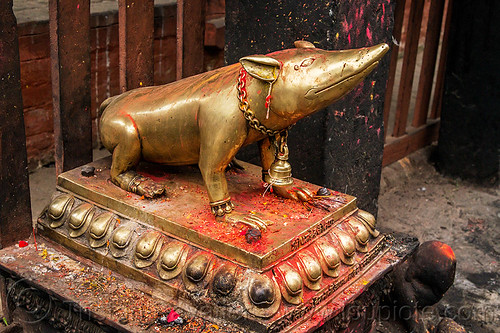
xmin=366 ymin=24 xmax=373 ymax=43
xmin=342 ymin=18 xmax=349 ymax=32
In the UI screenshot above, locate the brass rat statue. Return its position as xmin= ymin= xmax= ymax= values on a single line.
xmin=99 ymin=41 xmax=389 ymax=216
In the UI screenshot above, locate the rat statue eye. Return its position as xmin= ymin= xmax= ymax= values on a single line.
xmin=300 ymin=58 xmax=315 ymax=67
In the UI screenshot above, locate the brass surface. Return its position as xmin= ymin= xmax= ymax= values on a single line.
xmin=356 ymin=210 xmax=380 ymax=237
xmin=314 ymin=240 xmax=341 ymax=278
xmin=57 ymin=158 xmax=357 ymax=270
xmin=268 ymin=236 xmax=392 ymax=332
xmin=236 ymin=67 xmax=283 ymax=137
xmin=346 ymin=219 xmax=370 ymax=253
xmin=226 ymin=212 xmax=271 ymax=231
xmin=88 ymin=212 xmax=115 ymax=248
xmin=99 ymin=43 xmax=388 ymax=214
xmin=182 ymin=252 xmax=214 ymax=291
xmin=36 ymin=205 xmax=394 ymax=331
xmin=357 ymin=210 xmax=376 ymax=228
xmin=212 ymin=264 xmax=238 ymax=296
xmin=157 ymin=242 xmax=189 ymax=280
xmin=293 ymin=40 xmax=316 ymax=49
xmin=134 ymin=231 xmax=163 ymax=268
xmin=267 ymin=145 xmax=294 ymax=187
xmin=110 ymin=224 xmax=134 ymax=258
xmin=296 ymin=251 xmax=322 ymax=291
xmin=47 ymin=194 xmax=74 ymax=228
xmin=275 ymin=263 xmax=303 ymax=305
xmin=210 ymin=197 xmax=234 ymax=216
xmin=67 ymin=202 xmax=95 ymax=238
xmin=331 ymin=229 xmax=356 ymax=266
xmin=243 ymin=273 xmax=281 ymax=318
xmin=39 ymin=146 xmax=392 ymax=331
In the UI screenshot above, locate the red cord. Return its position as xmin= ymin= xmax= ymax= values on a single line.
xmin=265 ymin=94 xmax=272 ymax=108
xmin=33 ymin=226 xmax=38 ymax=251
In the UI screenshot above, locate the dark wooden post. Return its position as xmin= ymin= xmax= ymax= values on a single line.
xmin=430 ymin=0 xmax=453 ymax=120
xmin=437 ymin=1 xmax=500 ymax=182
xmin=413 ymin=0 xmax=446 ymax=127
xmin=0 ymin=0 xmax=32 ymax=248
xmin=226 ymin=0 xmax=395 ymax=215
xmin=176 ymin=0 xmax=207 ymax=79
xmin=118 ymin=0 xmax=154 ymax=91
xmin=392 ymin=0 xmax=425 ymax=137
xmin=49 ymin=0 xmax=93 ymax=175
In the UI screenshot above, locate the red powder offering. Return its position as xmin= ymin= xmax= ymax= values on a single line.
xmin=166 ymin=309 xmax=179 ymax=323
xmin=18 ymin=240 xmax=28 ymax=248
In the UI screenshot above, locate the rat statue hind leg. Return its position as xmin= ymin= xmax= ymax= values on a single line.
xmin=110 ymin=147 xmax=165 ymax=198
xmin=102 ymin=115 xmax=164 ymax=198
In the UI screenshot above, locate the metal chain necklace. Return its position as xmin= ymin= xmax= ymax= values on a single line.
xmin=237 ymin=68 xmax=287 ymax=137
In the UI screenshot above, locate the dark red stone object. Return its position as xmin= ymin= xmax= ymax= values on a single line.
xmin=390 ymin=240 xmax=457 ymax=333
xmin=245 ymin=228 xmax=262 ymax=244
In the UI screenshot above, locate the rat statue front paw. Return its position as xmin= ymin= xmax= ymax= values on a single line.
xmin=272 ymin=185 xmax=339 ymax=211
xmin=225 ymin=211 xmax=271 ymax=231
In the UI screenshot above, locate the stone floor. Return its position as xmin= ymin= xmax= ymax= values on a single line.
xmin=25 ymin=146 xmax=499 ymax=333
xmin=378 ymin=146 xmax=499 ymax=333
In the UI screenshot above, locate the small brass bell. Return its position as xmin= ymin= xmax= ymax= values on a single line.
xmin=267 ymin=144 xmax=293 ymax=186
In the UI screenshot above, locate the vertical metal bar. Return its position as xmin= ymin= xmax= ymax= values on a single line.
xmin=0 ymin=0 xmax=33 ymax=248
xmin=430 ymin=0 xmax=453 ymax=119
xmin=118 ymin=0 xmax=154 ymax=92
xmin=50 ymin=0 xmax=92 ymax=175
xmin=176 ymin=0 xmax=207 ymax=79
xmin=392 ymin=0 xmax=426 ymax=137
xmin=412 ymin=0 xmax=446 ymax=127
xmin=383 ymin=0 xmax=407 ymax=138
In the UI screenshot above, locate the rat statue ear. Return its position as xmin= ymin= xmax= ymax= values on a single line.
xmin=239 ymin=55 xmax=281 ymax=82
xmin=294 ymin=40 xmax=316 ymax=48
